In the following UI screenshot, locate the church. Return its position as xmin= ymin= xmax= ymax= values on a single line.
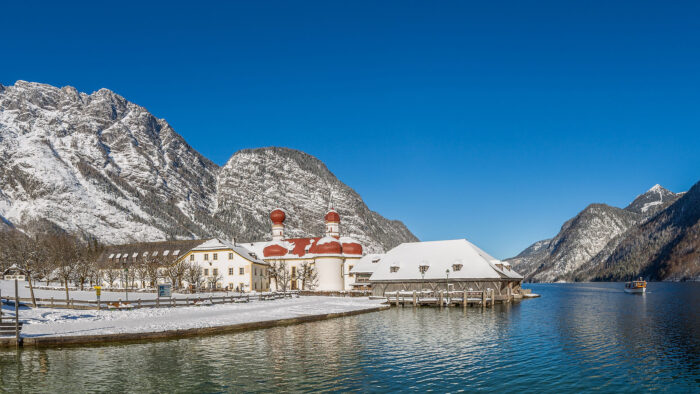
xmin=245 ymin=208 xmax=364 ymax=291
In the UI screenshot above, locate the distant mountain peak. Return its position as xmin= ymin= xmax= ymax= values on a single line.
xmin=625 ymin=184 xmax=677 ymax=215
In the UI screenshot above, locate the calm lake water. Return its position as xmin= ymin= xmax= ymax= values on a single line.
xmin=1 ymin=283 xmax=698 ymax=392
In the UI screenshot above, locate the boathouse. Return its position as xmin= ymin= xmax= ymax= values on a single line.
xmin=349 ymin=253 xmax=384 ymax=290
xmin=369 ymin=239 xmax=523 ymax=297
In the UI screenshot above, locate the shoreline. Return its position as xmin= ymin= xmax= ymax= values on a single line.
xmin=0 ymin=303 xmax=389 ymax=349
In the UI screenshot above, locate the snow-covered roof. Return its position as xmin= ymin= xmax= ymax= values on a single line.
xmin=191 ymin=238 xmax=268 ymax=265
xmin=369 ymin=239 xmax=523 ymax=282
xmin=350 ymin=254 xmax=385 ymax=274
xmin=173 ymin=250 xmax=180 ymax=256
xmin=316 ymin=236 xmax=340 ymax=246
xmin=163 ymin=250 xmax=170 ymax=256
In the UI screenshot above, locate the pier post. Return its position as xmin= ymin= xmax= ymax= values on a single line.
xmin=395 ymin=292 xmax=399 ymax=307
xmin=439 ymin=291 xmax=443 ymax=308
xmin=413 ymin=291 xmax=417 ymax=307
xmin=481 ymin=290 xmax=486 ymax=307
xmin=463 ymin=290 xmax=467 ymax=311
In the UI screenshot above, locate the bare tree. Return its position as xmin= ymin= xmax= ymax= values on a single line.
xmin=48 ymin=234 xmax=78 ymax=302
xmin=166 ymin=259 xmax=188 ymax=289
xmin=270 ymin=261 xmax=291 ymax=293
xmin=298 ymin=262 xmax=319 ymax=290
xmin=206 ymin=271 xmax=224 ymax=290
xmin=2 ymin=230 xmax=41 ymax=306
xmin=103 ymin=261 xmax=120 ymax=289
xmin=184 ymin=262 xmax=203 ymax=293
xmin=134 ymin=258 xmax=148 ymax=288
xmin=144 ymin=256 xmax=161 ymax=288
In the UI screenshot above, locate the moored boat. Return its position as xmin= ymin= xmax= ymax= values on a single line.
xmin=624 ymin=278 xmax=647 ymax=294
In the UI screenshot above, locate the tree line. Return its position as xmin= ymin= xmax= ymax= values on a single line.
xmin=0 ymin=230 xmax=103 ymax=306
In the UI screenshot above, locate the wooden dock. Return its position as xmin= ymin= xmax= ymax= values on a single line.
xmin=384 ymin=289 xmax=516 ymax=308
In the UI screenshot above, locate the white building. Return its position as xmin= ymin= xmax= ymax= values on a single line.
xmin=180 ymin=238 xmax=269 ymax=292
xmin=369 ymin=239 xmax=523 ymax=296
xmin=96 ymin=238 xmax=269 ymax=292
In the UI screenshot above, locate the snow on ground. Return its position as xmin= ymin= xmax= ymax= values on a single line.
xmin=0 ymin=281 xmax=385 ymax=338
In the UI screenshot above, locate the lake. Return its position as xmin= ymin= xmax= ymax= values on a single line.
xmin=1 ymin=283 xmax=698 ymax=392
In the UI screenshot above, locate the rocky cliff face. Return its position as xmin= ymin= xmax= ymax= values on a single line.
xmin=0 ymin=81 xmax=417 ymax=252
xmin=216 ymin=147 xmax=418 ymax=252
xmin=507 ymin=184 xmax=690 ymax=282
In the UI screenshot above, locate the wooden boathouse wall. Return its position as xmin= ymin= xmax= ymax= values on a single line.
xmin=370 ymin=279 xmax=522 ymax=297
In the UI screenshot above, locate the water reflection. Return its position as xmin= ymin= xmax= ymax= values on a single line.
xmin=1 ymin=283 xmax=698 ymax=392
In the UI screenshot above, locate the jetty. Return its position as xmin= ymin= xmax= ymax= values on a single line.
xmin=384 ymin=288 xmax=533 ymax=308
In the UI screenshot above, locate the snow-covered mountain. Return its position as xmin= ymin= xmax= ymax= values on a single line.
xmin=0 ymin=81 xmax=417 ymax=252
xmin=215 ymin=147 xmax=418 ymax=252
xmin=624 ymin=184 xmax=678 ymax=215
xmin=585 ymin=181 xmax=700 ymax=281
xmin=507 ymin=184 xmax=685 ymax=282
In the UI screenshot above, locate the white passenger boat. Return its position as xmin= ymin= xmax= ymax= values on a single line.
xmin=624 ymin=278 xmax=647 ymax=294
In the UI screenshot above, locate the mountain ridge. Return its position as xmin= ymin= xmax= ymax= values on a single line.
xmin=0 ymin=81 xmax=417 ymax=252
xmin=507 ymin=183 xmax=697 ymax=282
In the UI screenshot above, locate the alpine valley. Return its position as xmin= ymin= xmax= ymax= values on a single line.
xmin=506 ymin=183 xmax=700 ymax=282
xmin=0 ymin=81 xmax=418 ymax=252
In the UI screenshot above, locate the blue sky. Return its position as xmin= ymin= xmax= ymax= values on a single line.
xmin=2 ymin=1 xmax=699 ymax=258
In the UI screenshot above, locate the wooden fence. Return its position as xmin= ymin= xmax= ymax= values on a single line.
xmin=1 ymin=291 xmax=300 ymax=311
xmin=385 ymin=289 xmax=499 ymax=308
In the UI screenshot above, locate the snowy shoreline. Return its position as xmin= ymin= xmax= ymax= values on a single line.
xmin=0 ymin=281 xmax=388 ymax=348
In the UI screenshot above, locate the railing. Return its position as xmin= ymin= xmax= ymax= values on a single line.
xmin=384 ymin=289 xmax=498 ymax=307
xmin=1 ymin=291 xmax=301 ymax=310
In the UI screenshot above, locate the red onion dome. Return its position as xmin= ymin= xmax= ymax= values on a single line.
xmin=325 ymin=209 xmax=340 ymax=223
xmin=270 ymin=208 xmax=286 ymax=225
xmin=311 ymin=237 xmax=342 ymax=254
xmin=263 ymin=243 xmax=288 ymax=257
xmin=342 ymin=242 xmax=362 ymax=255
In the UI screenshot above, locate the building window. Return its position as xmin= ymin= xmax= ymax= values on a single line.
xmin=229 ymin=252 xmax=233 ymax=260
xmin=203 ymin=268 xmax=209 ymax=276
xmin=213 ymin=268 xmax=218 ymax=276
xmin=189 ymin=254 xmax=194 ymax=261
xmin=452 ymin=264 xmax=463 ymax=272
xmin=390 ymin=266 xmax=400 ymax=273
xmin=419 ymin=265 xmax=429 ymax=274
xmin=204 ymin=254 xmax=209 ymax=261
xmin=291 ymin=266 xmax=297 ymax=278
xmin=229 ymin=268 xmax=234 ymax=276
xmin=213 ymin=253 xmax=218 ymax=260
xmin=239 ymin=267 xmax=245 ymax=275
